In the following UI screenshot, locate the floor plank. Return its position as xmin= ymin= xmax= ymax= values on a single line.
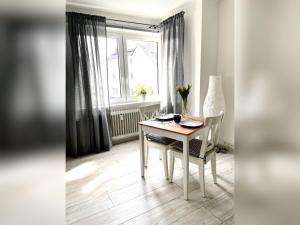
xmin=67 ymin=193 xmax=114 ymax=224
xmin=170 ymin=206 xmax=222 ymax=225
xmin=124 ymin=197 xmax=200 ymax=225
xmin=72 ymin=184 xmax=183 ymax=225
xmin=66 ymin=140 xmax=234 ymax=225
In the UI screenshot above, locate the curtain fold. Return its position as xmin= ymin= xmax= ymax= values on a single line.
xmin=66 ymin=12 xmax=112 ymax=157
xmin=160 ymin=11 xmax=185 ymax=114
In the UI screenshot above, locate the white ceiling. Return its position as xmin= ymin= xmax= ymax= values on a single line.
xmin=67 ymin=0 xmax=187 ymax=19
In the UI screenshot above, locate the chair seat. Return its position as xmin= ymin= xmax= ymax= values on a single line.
xmin=170 ymin=139 xmax=213 ymax=158
xmin=146 ymin=133 xmax=176 ymax=145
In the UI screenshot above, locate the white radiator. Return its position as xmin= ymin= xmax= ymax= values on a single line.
xmin=111 ymin=109 xmax=140 ymax=140
xmin=110 ymin=103 xmax=159 ymax=143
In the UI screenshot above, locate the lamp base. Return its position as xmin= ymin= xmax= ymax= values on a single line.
xmin=215 ymin=142 xmax=234 ymax=153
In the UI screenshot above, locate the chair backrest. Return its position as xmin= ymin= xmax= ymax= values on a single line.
xmin=199 ymin=112 xmax=224 ymax=158
xmin=139 ymin=104 xmax=160 ymax=121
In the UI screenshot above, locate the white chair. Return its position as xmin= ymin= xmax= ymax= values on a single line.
xmin=139 ymin=104 xmax=176 ymax=180
xmin=169 ymin=113 xmax=224 ymax=197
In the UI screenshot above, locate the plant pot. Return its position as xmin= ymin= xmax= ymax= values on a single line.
xmin=141 ymin=94 xmax=146 ymax=102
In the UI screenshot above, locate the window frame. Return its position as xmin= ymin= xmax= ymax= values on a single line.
xmin=106 ymin=33 xmax=127 ymax=104
xmin=107 ymin=28 xmax=161 ymax=105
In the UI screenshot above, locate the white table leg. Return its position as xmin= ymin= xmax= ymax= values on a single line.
xmin=139 ymin=125 xmax=145 ymax=177
xmin=183 ymin=137 xmax=189 ymax=200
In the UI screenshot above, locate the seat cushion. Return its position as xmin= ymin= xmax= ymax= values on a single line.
xmin=145 ymin=133 xmax=176 ymax=145
xmin=170 ymin=139 xmax=214 ymax=159
xmin=170 ymin=139 xmax=203 ymax=158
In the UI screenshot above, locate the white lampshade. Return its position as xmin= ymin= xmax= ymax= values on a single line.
xmin=203 ymin=76 xmax=225 ymax=118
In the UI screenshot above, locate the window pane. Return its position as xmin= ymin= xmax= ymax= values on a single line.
xmin=126 ymin=40 xmax=158 ymax=96
xmin=107 ymin=38 xmax=121 ymax=98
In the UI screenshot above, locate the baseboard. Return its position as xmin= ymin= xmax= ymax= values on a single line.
xmin=112 ymin=134 xmax=139 ymax=145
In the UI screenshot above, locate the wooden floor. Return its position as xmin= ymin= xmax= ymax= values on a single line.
xmin=66 ymin=140 xmax=234 ymax=225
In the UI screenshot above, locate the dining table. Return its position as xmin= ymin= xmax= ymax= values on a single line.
xmin=138 ymin=115 xmax=208 ymax=200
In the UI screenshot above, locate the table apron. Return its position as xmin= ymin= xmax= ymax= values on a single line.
xmin=140 ymin=125 xmax=208 ymax=142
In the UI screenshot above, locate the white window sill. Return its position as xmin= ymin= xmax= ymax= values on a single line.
xmin=110 ymin=99 xmax=160 ymax=111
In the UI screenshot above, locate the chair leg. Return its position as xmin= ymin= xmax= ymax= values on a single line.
xmin=211 ymin=152 xmax=217 ymax=184
xmin=169 ymin=151 xmax=175 ymax=182
xmin=199 ymin=161 xmax=205 ymax=197
xmin=162 ymin=150 xmax=169 ymax=180
xmin=144 ymin=140 xmax=149 ymax=168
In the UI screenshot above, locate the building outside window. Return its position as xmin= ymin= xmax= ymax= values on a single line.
xmin=106 ymin=29 xmax=160 ymax=104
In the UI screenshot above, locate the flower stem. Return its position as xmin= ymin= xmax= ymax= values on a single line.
xmin=182 ymin=97 xmax=188 ymax=115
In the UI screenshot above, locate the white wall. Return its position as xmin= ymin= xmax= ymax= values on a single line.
xmin=198 ymin=0 xmax=234 ymax=146
xmin=217 ymin=0 xmax=234 ymax=145
xmin=199 ymin=0 xmax=220 ymax=116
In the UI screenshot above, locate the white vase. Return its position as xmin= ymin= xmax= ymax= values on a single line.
xmin=203 ymin=76 xmax=225 ymax=118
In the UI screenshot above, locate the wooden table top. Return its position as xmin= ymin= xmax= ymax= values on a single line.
xmin=138 ymin=115 xmax=205 ymax=136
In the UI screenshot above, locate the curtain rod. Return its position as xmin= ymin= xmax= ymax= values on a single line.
xmin=106 ymin=18 xmax=160 ymax=29
xmin=66 ymin=2 xmax=184 ymax=32
xmin=66 ymin=2 xmax=160 ymax=30
xmin=106 ymin=18 xmax=160 ymax=33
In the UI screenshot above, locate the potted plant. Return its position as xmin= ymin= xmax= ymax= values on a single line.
xmin=135 ymin=84 xmax=152 ymax=102
xmin=176 ymin=84 xmax=192 ymax=115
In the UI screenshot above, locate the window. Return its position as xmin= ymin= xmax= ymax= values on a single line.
xmin=107 ymin=29 xmax=160 ymax=103
xmin=127 ymin=40 xmax=158 ymax=97
xmin=107 ymin=37 xmax=121 ymax=98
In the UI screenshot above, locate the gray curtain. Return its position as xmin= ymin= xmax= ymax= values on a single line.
xmin=66 ymin=12 xmax=112 ymax=157
xmin=160 ymin=11 xmax=185 ymax=114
